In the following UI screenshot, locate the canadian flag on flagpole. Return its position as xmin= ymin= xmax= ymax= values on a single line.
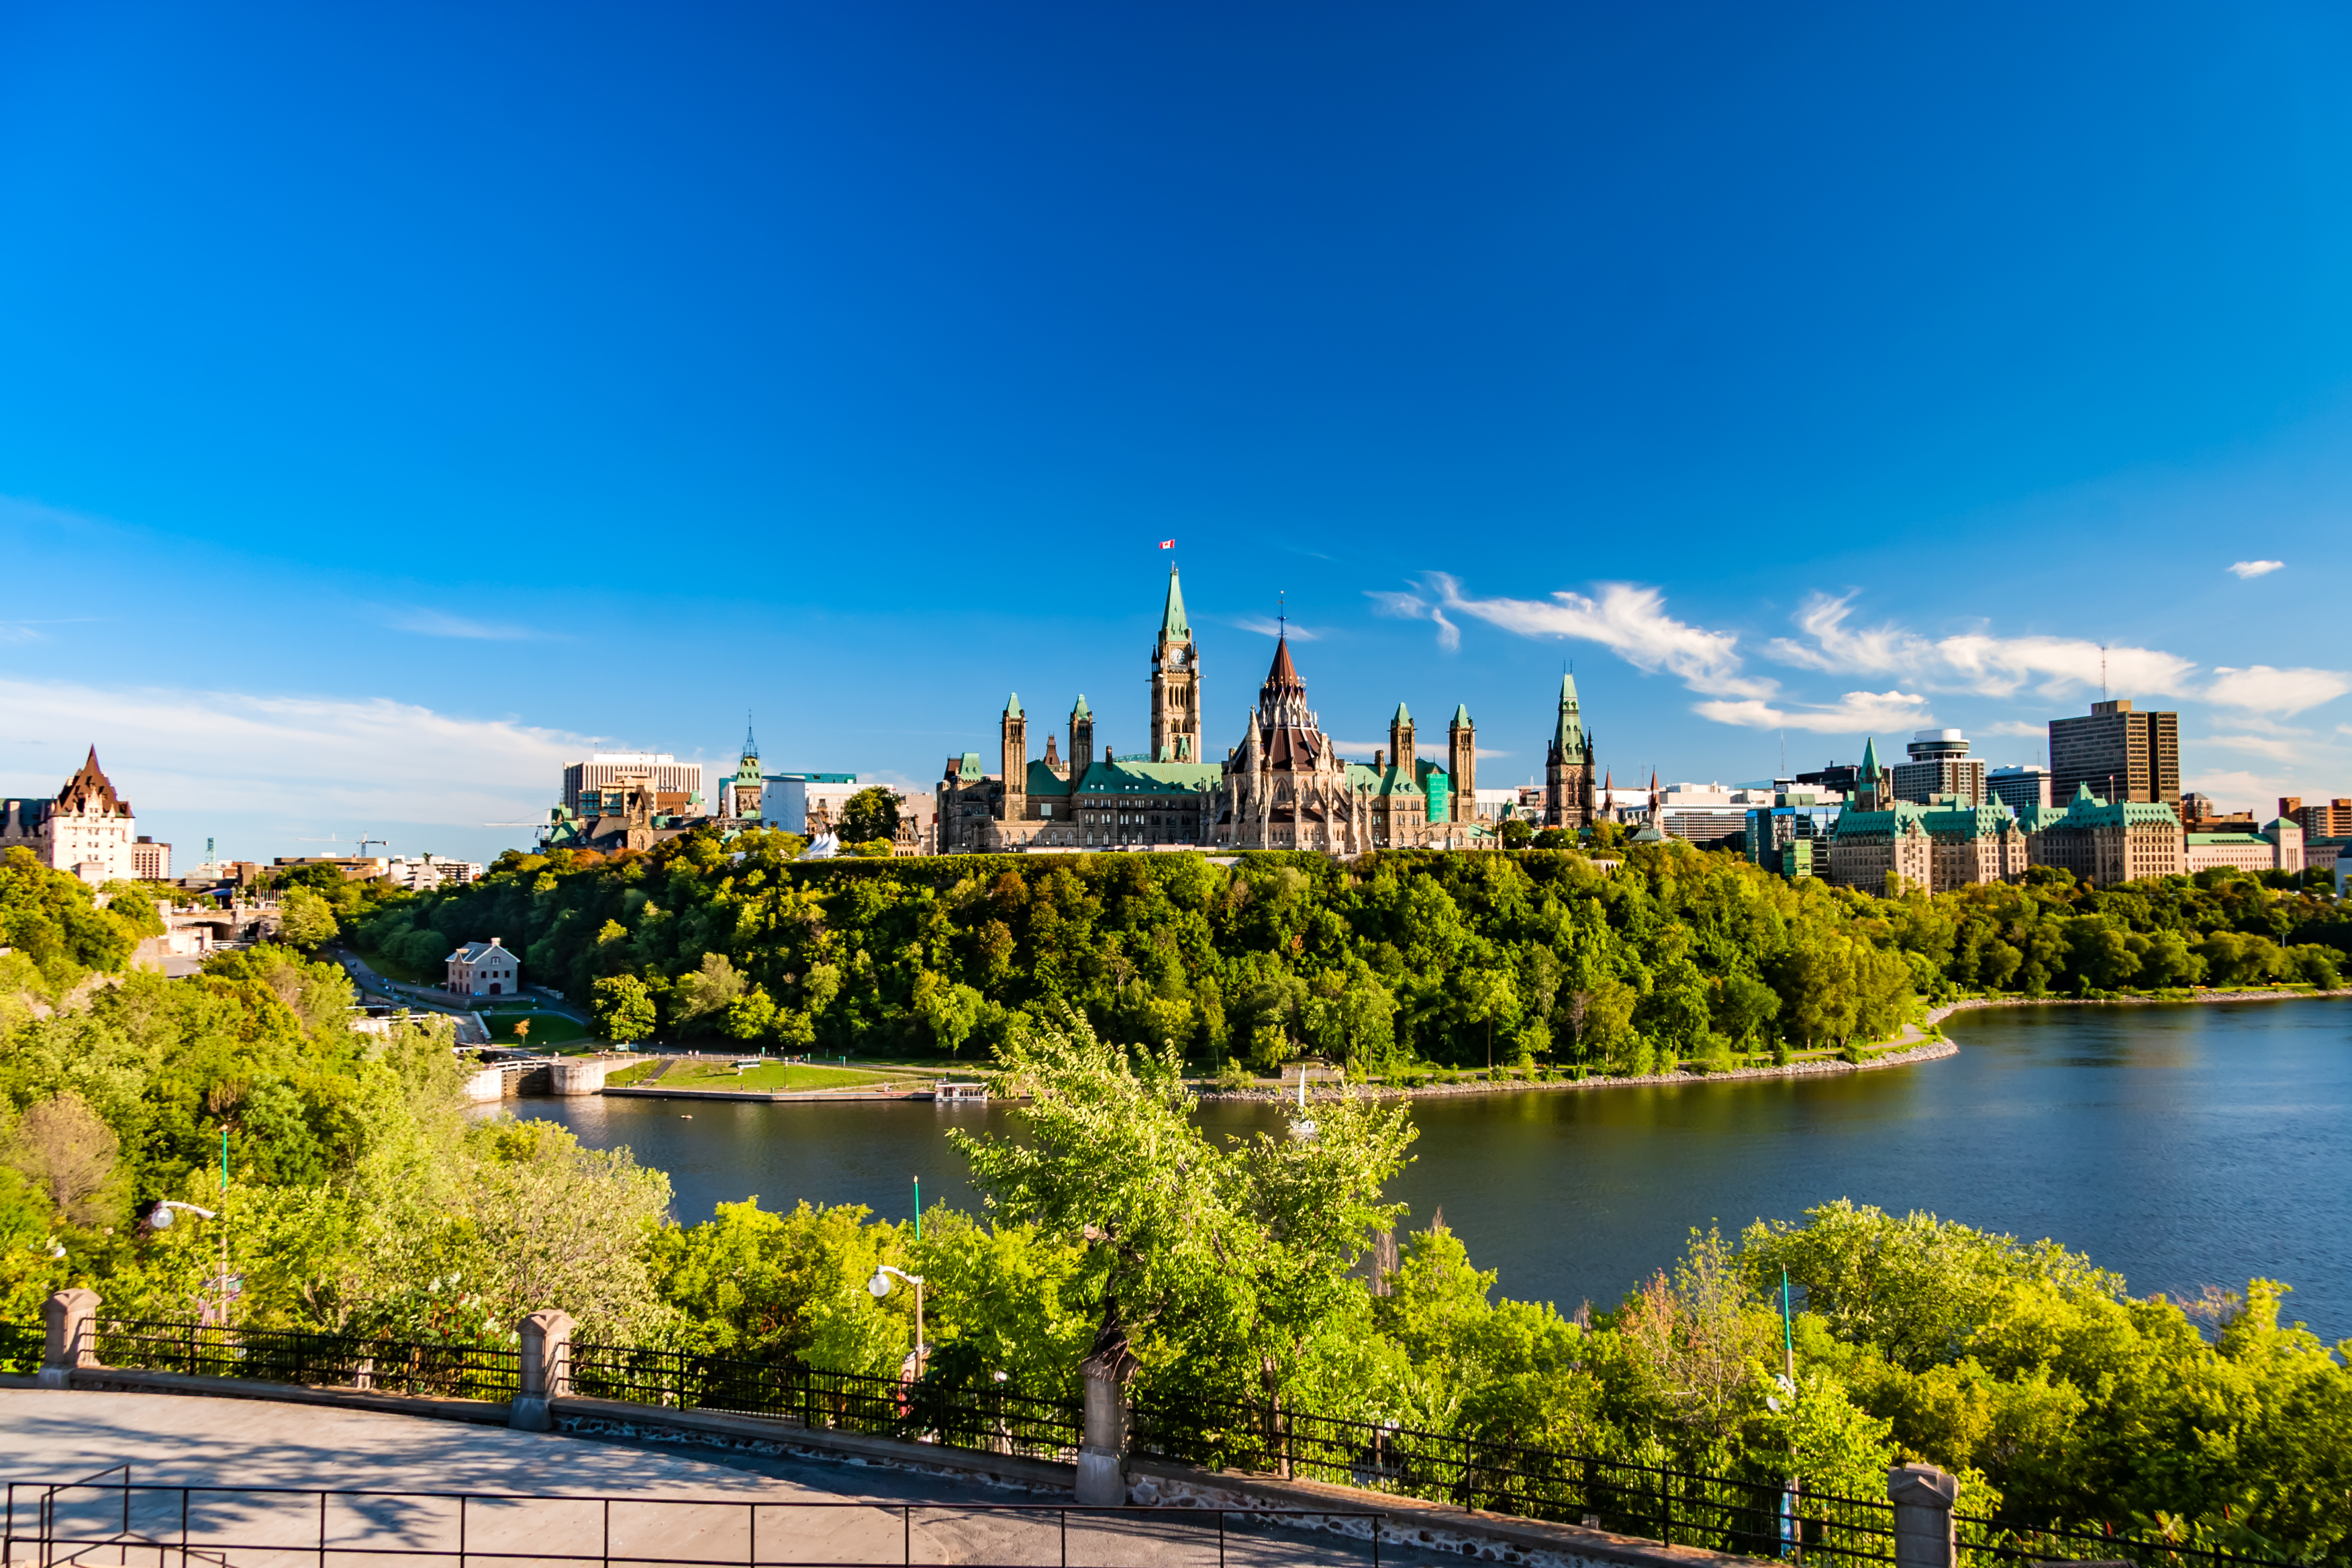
xmin=1159 ymin=539 xmax=1175 ymax=549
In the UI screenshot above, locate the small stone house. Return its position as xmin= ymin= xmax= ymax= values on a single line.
xmin=446 ymin=938 xmax=520 ymax=997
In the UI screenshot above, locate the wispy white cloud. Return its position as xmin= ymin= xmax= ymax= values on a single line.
xmin=2204 ymin=665 xmax=2352 ymax=716
xmin=1765 ymin=593 xmax=2198 ymax=699
xmin=1983 ymin=720 xmax=2046 ymax=738
xmin=2228 ymin=560 xmax=2286 ymax=579
xmin=1366 ymin=587 xmax=1460 ymax=652
xmin=2204 ymin=734 xmax=2302 ymax=763
xmin=1692 ymin=689 xmax=1932 ymax=734
xmin=389 ymin=609 xmax=547 ymax=641
xmin=1231 ymin=615 xmax=1322 ymax=642
xmin=0 ymin=677 xmax=593 ymax=827
xmin=1373 ymin=575 xmax=1766 ymax=694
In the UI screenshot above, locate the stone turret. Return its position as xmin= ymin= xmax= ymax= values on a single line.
xmin=1000 ymin=694 xmax=1027 ymax=824
xmin=1448 ymin=705 xmax=1477 ymax=824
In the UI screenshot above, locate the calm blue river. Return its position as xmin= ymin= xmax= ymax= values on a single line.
xmin=532 ymin=998 xmax=2352 ymax=1340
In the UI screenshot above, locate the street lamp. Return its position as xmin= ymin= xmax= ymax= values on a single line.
xmin=867 ymin=1263 xmax=927 ymax=1371
xmin=150 ymin=1201 xmax=232 ymax=1326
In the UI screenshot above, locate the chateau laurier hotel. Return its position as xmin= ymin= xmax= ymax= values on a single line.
xmin=938 ymin=569 xmax=1598 ymax=854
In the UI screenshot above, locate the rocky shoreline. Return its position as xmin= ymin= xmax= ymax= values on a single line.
xmin=1195 ymin=1034 xmax=1960 ymax=1102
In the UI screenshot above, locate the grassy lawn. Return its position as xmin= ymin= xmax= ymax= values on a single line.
xmin=626 ymin=1058 xmax=903 ymax=1093
xmin=352 ymin=946 xmax=435 ymax=985
xmin=490 ymin=1013 xmax=593 ymax=1047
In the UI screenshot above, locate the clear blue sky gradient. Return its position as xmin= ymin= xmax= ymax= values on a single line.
xmin=3 ymin=3 xmax=2349 ymax=863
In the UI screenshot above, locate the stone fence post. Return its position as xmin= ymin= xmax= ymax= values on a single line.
xmin=1075 ymin=1337 xmax=1137 ymax=1506
xmin=40 ymin=1288 xmax=102 ymax=1389
xmin=1889 ymin=1463 xmax=1959 ymax=1568
xmin=511 ymin=1310 xmax=575 ymax=1432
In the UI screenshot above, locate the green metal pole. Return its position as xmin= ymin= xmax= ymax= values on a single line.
xmin=913 ymin=1176 xmax=921 ymax=1241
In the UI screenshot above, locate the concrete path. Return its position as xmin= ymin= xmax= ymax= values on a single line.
xmin=0 ymin=1391 xmax=1432 ymax=1567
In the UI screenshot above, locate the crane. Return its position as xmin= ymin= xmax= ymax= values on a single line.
xmin=356 ymin=838 xmax=389 ymax=857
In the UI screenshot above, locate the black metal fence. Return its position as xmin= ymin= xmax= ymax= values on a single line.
xmin=11 ymin=1319 xmax=2315 ymax=1568
xmin=1 ymin=1476 xmax=1389 ymax=1568
xmin=564 ymin=1342 xmax=1082 ymax=1461
xmin=1955 ymin=1512 xmax=2309 ymax=1568
xmin=89 ymin=1318 xmax=522 ymax=1402
xmin=1134 ymin=1391 xmax=1894 ymax=1566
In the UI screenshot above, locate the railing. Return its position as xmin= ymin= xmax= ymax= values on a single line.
xmin=1 ymin=1477 xmax=1387 ymax=1568
xmin=88 ymin=1318 xmax=522 ymax=1402
xmin=1134 ymin=1392 xmax=1896 ymax=1567
xmin=565 ymin=1342 xmax=1082 ymax=1463
xmin=16 ymin=1318 xmax=2314 ymax=1568
xmin=1956 ymin=1512 xmax=2309 ymax=1568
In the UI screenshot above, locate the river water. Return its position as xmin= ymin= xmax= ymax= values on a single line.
xmin=530 ymin=998 xmax=2352 ymax=1341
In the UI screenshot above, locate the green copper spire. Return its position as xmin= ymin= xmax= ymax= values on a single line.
xmin=1859 ymin=736 xmax=1881 ymax=782
xmin=1552 ymin=673 xmax=1584 ymax=758
xmin=1453 ymin=703 xmax=1472 ymax=726
xmin=1006 ymin=692 xmax=1023 ymax=718
xmin=1071 ymin=693 xmax=1091 ymax=719
xmin=1160 ymin=564 xmax=1190 ymax=642
xmin=1391 ymin=699 xmax=1412 ymax=724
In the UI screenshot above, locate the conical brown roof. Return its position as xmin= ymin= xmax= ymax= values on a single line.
xmin=1263 ymin=636 xmax=1303 ymax=695
xmin=56 ymin=746 xmax=127 ymax=815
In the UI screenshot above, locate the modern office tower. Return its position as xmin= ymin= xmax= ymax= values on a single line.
xmin=1987 ymin=765 xmax=2053 ymax=813
xmin=2280 ymin=797 xmax=2352 ymax=838
xmin=1891 ymin=729 xmax=1987 ymax=805
xmin=562 ymin=753 xmax=705 ymax=816
xmin=2048 ymin=700 xmax=2179 ymax=807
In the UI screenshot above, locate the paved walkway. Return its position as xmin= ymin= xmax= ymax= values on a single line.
xmin=0 ymin=1391 xmax=1430 ymax=1567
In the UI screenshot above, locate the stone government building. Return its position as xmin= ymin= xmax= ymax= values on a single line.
xmin=938 ymin=569 xmax=1602 ymax=854
xmin=1824 ymin=734 xmax=2192 ymax=892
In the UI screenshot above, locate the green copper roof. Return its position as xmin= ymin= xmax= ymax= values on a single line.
xmin=1005 ymin=692 xmax=1023 ymax=718
xmin=1391 ymin=700 xmax=1411 ymax=724
xmin=957 ymin=752 xmax=985 ymax=781
xmin=1071 ymin=693 xmax=1091 ymax=719
xmin=1073 ymin=758 xmax=1222 ymax=793
xmin=1453 ymin=703 xmax=1472 ymax=727
xmin=1026 ymin=759 xmax=1073 ymax=797
xmin=1160 ymin=565 xmax=1190 ymax=642
xmin=1551 ymin=673 xmax=1584 ymax=758
xmin=1859 ymin=736 xmax=1881 ymax=777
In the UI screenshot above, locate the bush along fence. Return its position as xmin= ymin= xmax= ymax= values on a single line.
xmin=14 ymin=1291 xmax=2304 ymax=1568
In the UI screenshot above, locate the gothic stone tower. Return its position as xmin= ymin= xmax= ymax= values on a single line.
xmin=1389 ymin=702 xmax=1416 ymax=771
xmin=1544 ymin=673 xmax=1597 ymax=830
xmin=1448 ymin=705 xmax=1477 ymax=822
xmin=1149 ymin=565 xmax=1202 ymax=763
xmin=1069 ymin=694 xmax=1094 ymax=773
xmin=1000 ymin=694 xmax=1028 ymax=824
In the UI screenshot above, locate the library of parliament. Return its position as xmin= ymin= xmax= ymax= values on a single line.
xmin=937 ymin=568 xmax=1598 ymax=854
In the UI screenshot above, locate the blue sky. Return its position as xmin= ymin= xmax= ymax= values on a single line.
xmin=3 ymin=3 xmax=2349 ymax=865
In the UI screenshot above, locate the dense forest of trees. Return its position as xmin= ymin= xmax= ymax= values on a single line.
xmin=354 ymin=833 xmax=2348 ymax=1074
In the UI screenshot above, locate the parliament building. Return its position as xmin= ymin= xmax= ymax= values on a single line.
xmin=937 ymin=570 xmax=1603 ymax=856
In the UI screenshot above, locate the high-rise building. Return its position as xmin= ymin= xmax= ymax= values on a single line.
xmin=1987 ymin=765 xmax=2053 ymax=813
xmin=2048 ymin=700 xmax=2178 ymax=808
xmin=131 ymin=836 xmax=171 ymax=881
xmin=562 ymin=753 xmax=704 ymax=816
xmin=2280 ymin=797 xmax=2352 ymax=838
xmin=1891 ymin=729 xmax=1986 ymax=806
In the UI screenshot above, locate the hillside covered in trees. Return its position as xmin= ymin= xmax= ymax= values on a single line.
xmin=356 ymin=834 xmax=2348 ymax=1073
